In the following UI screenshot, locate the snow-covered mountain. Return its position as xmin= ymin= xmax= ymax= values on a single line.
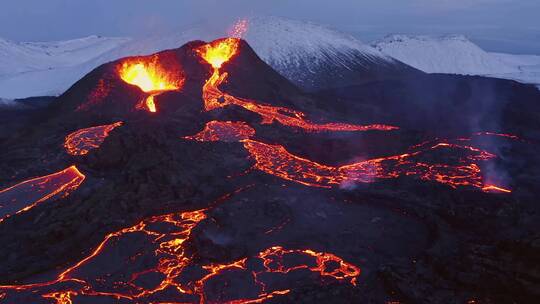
xmin=0 ymin=35 xmax=130 ymax=77
xmin=0 ymin=17 xmax=411 ymax=99
xmin=373 ymin=34 xmax=540 ymax=87
xmin=0 ymin=35 xmax=130 ymax=99
xmin=242 ymin=17 xmax=413 ymax=91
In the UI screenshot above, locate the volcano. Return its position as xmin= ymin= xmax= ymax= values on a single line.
xmin=0 ymin=37 xmax=540 ymax=304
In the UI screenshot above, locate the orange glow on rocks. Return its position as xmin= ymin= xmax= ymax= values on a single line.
xmin=76 ymin=79 xmax=111 ymax=112
xmin=0 ymin=207 xmax=361 ymax=303
xmin=184 ymin=121 xmax=255 ymax=142
xmin=0 ymin=166 xmax=85 ymax=223
xmin=119 ymin=56 xmax=184 ymax=112
xmin=186 ymin=120 xmax=510 ymax=192
xmin=64 ymin=122 xmax=123 ymax=156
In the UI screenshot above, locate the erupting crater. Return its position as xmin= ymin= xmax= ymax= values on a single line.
xmin=119 ymin=56 xmax=185 ymax=112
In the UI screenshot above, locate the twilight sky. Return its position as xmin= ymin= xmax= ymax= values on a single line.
xmin=1 ymin=0 xmax=539 ymax=53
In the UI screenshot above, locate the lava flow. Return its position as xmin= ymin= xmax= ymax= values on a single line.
xmin=0 ymin=166 xmax=85 ymax=223
xmin=0 ymin=206 xmax=361 ymax=303
xmin=196 ymin=39 xmax=398 ymax=133
xmin=64 ymin=122 xmax=123 ymax=156
xmin=186 ymin=120 xmax=511 ymax=193
xmin=119 ymin=56 xmax=185 ymax=112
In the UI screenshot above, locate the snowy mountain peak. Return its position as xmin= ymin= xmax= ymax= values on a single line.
xmin=242 ymin=16 xmax=408 ymax=90
xmin=372 ymin=34 xmax=520 ymax=75
xmin=244 ymin=16 xmax=390 ymax=65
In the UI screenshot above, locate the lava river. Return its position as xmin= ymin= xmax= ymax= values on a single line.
xmin=186 ymin=120 xmax=511 ymax=192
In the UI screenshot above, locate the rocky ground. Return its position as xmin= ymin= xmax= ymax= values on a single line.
xmin=0 ymin=39 xmax=539 ymax=303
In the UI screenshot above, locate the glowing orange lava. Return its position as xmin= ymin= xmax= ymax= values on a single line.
xmin=119 ymin=56 xmax=184 ymax=112
xmin=0 ymin=166 xmax=85 ymax=223
xmin=0 ymin=207 xmax=361 ymax=303
xmin=64 ymin=122 xmax=123 ymax=156
xmin=482 ymin=185 xmax=512 ymax=193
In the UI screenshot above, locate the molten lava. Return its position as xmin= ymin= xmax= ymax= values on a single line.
xmin=119 ymin=56 xmax=185 ymax=112
xmin=482 ymin=185 xmax=512 ymax=193
xmin=0 ymin=166 xmax=85 ymax=223
xmin=64 ymin=122 xmax=123 ymax=156
xmin=0 ymin=206 xmax=361 ymax=303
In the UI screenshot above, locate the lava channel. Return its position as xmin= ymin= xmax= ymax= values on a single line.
xmin=119 ymin=55 xmax=185 ymax=113
xmin=187 ymin=120 xmax=511 ymax=193
xmin=0 ymin=207 xmax=360 ymax=303
xmin=64 ymin=122 xmax=123 ymax=156
xmin=196 ymin=38 xmax=398 ymax=133
xmin=0 ymin=166 xmax=85 ymax=223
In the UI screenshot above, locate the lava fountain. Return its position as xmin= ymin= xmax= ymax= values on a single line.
xmin=119 ymin=56 xmax=184 ymax=112
xmin=196 ymin=38 xmax=240 ymax=70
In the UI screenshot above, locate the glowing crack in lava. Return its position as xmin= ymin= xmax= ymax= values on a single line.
xmin=0 ymin=166 xmax=85 ymax=223
xmin=186 ymin=121 xmax=511 ymax=193
xmin=0 ymin=207 xmax=360 ymax=303
xmin=64 ymin=122 xmax=123 ymax=156
xmin=184 ymin=120 xmax=255 ymax=142
xmin=196 ymin=39 xmax=398 ymax=133
xmin=119 ymin=57 xmax=185 ymax=112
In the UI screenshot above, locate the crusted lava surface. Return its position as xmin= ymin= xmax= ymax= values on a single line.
xmin=0 ymin=38 xmax=540 ymax=303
